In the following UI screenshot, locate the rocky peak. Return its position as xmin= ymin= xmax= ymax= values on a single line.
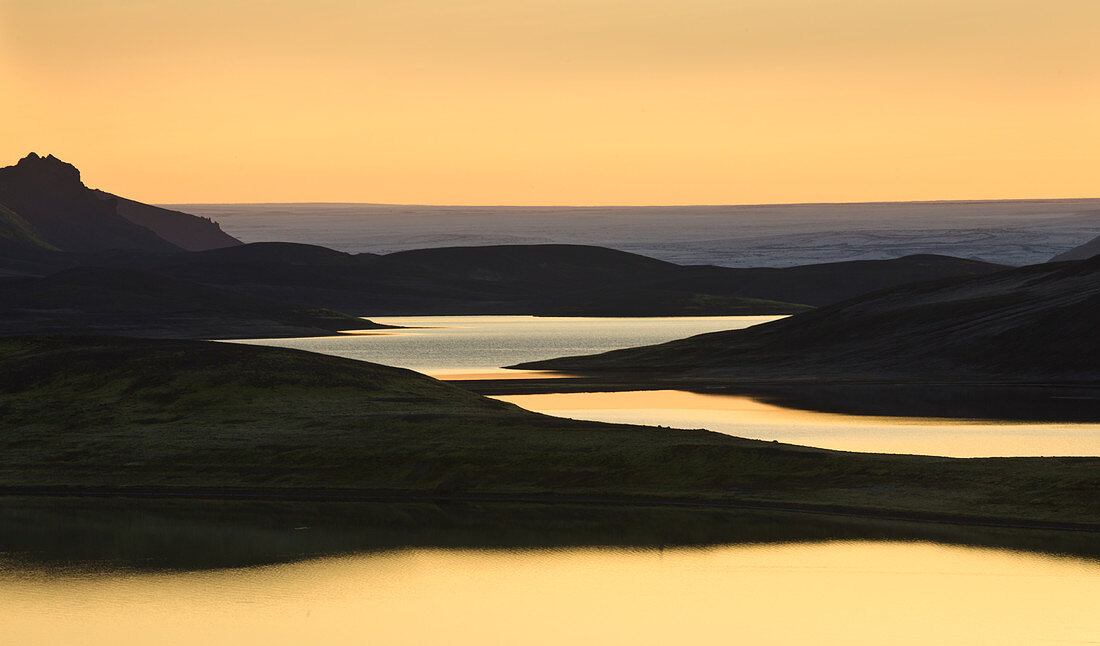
xmin=7 ymin=152 xmax=83 ymax=188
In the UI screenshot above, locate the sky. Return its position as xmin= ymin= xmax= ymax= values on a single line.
xmin=2 ymin=0 xmax=1099 ymax=205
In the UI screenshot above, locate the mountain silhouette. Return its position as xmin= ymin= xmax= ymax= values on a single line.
xmin=0 ymin=153 xmax=239 ymax=253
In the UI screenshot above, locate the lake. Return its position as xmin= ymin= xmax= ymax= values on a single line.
xmin=2 ymin=499 xmax=1098 ymax=646
xmin=233 ymin=316 xmax=1100 ymax=457
xmin=4 ymin=544 xmax=1097 ymax=646
xmin=231 ymin=315 xmax=783 ymax=379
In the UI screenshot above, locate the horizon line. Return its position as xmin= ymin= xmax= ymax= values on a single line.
xmin=157 ymin=196 xmax=1100 ymax=209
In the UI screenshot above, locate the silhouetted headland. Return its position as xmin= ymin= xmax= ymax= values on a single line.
xmin=0 ymin=153 xmax=240 ymax=254
xmin=517 ymin=256 xmax=1100 ymax=385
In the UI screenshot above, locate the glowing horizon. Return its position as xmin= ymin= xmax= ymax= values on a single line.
xmin=3 ymin=0 xmax=1098 ymax=205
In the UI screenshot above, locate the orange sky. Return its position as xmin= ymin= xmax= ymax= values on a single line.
xmin=2 ymin=0 xmax=1098 ymax=205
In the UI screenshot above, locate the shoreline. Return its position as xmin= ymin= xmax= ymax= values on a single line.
xmin=3 ymin=486 xmax=1098 ymax=535
xmin=455 ymin=376 xmax=1100 ymax=423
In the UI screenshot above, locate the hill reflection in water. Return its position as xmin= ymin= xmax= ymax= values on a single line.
xmin=0 ymin=497 xmax=1096 ymax=572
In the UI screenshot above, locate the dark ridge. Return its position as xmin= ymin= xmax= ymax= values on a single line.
xmin=382 ymin=243 xmax=678 ymax=285
xmin=104 ymin=192 xmax=241 ymax=251
xmin=517 ymin=256 xmax=1100 ymax=383
xmin=52 ymin=242 xmax=1004 ymax=317
xmin=0 ymin=266 xmax=385 ymax=338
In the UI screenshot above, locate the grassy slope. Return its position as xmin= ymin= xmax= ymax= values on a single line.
xmin=0 ymin=336 xmax=1096 ymax=527
xmin=0 ymin=202 xmax=57 ymax=251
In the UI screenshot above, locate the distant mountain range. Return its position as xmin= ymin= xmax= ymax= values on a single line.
xmin=0 ymin=153 xmax=240 ymax=253
xmin=1 ymin=240 xmax=1007 ymax=319
xmin=183 ymin=199 xmax=1100 ymax=267
xmin=3 ymin=152 xmax=1081 ymax=340
xmin=519 ymin=256 xmax=1100 ymax=383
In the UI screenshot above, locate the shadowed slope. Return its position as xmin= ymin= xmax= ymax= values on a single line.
xmin=518 ymin=257 xmax=1100 ymax=383
xmin=1053 ymin=233 xmax=1100 ymax=262
xmin=105 ymin=193 xmax=241 ymax=251
xmin=69 ymin=242 xmax=1005 ymax=317
xmin=0 ymin=267 xmax=384 ymax=338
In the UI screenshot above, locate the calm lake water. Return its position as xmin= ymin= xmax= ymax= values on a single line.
xmin=234 ymin=316 xmax=1100 ymax=457
xmin=495 ymin=390 xmax=1100 ymax=458
xmin=232 ymin=315 xmax=782 ymax=379
xmin=4 ymin=542 xmax=1097 ymax=646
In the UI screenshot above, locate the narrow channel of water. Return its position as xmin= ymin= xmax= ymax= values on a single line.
xmin=493 ymin=389 xmax=1100 ymax=457
xmin=233 ymin=316 xmax=1100 ymax=457
xmin=230 ymin=315 xmax=781 ymax=378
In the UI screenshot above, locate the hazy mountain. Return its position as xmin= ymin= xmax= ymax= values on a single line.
xmin=182 ymin=199 xmax=1100 ymax=267
xmin=0 ymin=153 xmax=239 ymax=253
xmin=0 ymin=266 xmax=383 ymax=338
xmin=1051 ymin=234 xmax=1100 ymax=262
xmin=519 ymin=256 xmax=1100 ymax=383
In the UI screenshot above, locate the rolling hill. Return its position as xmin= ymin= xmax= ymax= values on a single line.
xmin=518 ymin=256 xmax=1100 ymax=383
xmin=0 ymin=335 xmax=1096 ymax=528
xmin=73 ymin=242 xmax=1007 ymax=317
xmin=0 ymin=267 xmax=384 ymax=338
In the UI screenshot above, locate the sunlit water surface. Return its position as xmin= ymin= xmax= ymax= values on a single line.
xmin=234 ymin=316 xmax=1100 ymax=457
xmin=3 ymin=542 xmax=1097 ymax=646
xmin=231 ymin=315 xmax=782 ymax=379
xmin=495 ymin=389 xmax=1100 ymax=457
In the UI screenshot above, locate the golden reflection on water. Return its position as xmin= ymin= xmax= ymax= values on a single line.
xmin=428 ymin=369 xmax=574 ymax=381
xmin=2 ymin=542 xmax=1097 ymax=646
xmin=493 ymin=390 xmax=1100 ymax=457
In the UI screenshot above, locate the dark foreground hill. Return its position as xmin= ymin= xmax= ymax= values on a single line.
xmin=0 ymin=153 xmax=240 ymax=253
xmin=36 ymin=241 xmax=1004 ymax=317
xmin=0 ymin=335 xmax=1096 ymax=527
xmin=519 ymin=257 xmax=1100 ymax=383
xmin=0 ymin=267 xmax=384 ymax=338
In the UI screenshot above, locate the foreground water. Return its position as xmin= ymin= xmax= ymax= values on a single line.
xmin=234 ymin=315 xmax=1100 ymax=457
xmin=2 ymin=499 xmax=1098 ymax=646
xmin=4 ymin=542 xmax=1097 ymax=646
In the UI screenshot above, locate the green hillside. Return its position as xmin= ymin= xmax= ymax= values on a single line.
xmin=1 ymin=336 xmax=1097 ymax=528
